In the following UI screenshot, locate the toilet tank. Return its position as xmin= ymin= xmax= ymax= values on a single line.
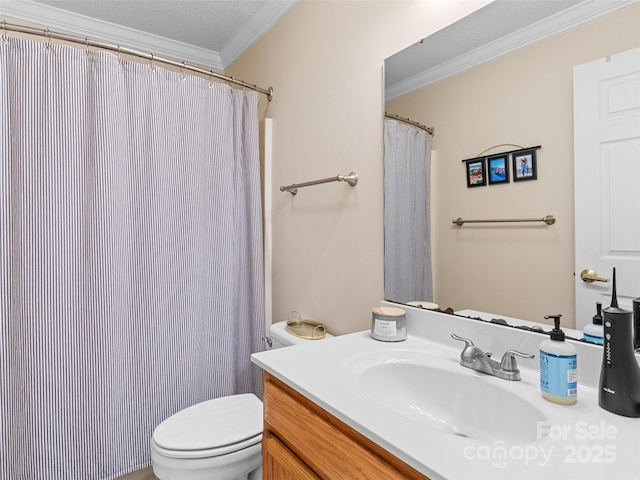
xmin=269 ymin=321 xmax=333 ymax=349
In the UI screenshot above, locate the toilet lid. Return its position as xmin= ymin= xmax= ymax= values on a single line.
xmin=152 ymin=394 xmax=263 ymax=452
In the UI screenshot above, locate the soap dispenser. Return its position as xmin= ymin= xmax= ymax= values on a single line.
xmin=583 ymin=302 xmax=604 ymax=345
xmin=598 ymin=268 xmax=640 ymax=417
xmin=540 ymin=314 xmax=577 ymax=404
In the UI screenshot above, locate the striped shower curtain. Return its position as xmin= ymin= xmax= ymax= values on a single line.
xmin=0 ymin=37 xmax=265 ymax=479
xmin=383 ymin=119 xmax=433 ymax=304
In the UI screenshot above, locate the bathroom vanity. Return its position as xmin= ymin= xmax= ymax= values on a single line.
xmin=261 ymin=371 xmax=428 ymax=479
xmin=252 ymin=303 xmax=640 ymax=480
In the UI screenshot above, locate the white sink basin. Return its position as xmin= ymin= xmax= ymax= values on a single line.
xmin=254 ymin=313 xmax=637 ymax=480
xmin=355 ymin=354 xmax=548 ymax=444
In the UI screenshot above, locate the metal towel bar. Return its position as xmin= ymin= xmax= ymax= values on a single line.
xmin=280 ymin=172 xmax=358 ymax=195
xmin=452 ymin=215 xmax=556 ymax=226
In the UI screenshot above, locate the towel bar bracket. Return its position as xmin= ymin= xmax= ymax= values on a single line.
xmin=280 ymin=172 xmax=358 ymax=195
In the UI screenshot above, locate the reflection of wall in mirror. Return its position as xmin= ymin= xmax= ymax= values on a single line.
xmin=385 ymin=3 xmax=640 ymax=328
xmin=228 ymin=1 xmax=493 ymax=336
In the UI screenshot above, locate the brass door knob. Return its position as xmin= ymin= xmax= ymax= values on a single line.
xmin=580 ymin=269 xmax=608 ymax=283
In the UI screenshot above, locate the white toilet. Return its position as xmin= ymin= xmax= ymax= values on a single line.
xmin=150 ymin=321 xmax=332 ymax=480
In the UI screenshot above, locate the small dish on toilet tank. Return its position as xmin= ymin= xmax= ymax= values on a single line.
xmin=371 ymin=306 xmax=407 ymax=342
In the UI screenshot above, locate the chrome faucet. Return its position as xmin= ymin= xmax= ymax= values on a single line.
xmin=451 ymin=334 xmax=534 ymax=381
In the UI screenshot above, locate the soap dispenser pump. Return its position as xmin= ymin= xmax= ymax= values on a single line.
xmin=598 ymin=268 xmax=640 ymax=417
xmin=583 ymin=302 xmax=604 ymax=345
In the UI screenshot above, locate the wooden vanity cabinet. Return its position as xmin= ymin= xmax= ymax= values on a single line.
xmin=262 ymin=372 xmax=430 ymax=480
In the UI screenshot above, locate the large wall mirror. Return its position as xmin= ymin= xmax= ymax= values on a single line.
xmin=382 ymin=0 xmax=640 ymax=329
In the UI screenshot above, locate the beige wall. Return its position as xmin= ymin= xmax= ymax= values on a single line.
xmin=386 ymin=4 xmax=640 ymax=328
xmin=228 ymin=0 xmax=492 ymax=335
xmin=5 ymin=2 xmax=638 ymax=332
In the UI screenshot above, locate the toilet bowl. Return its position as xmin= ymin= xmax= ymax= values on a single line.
xmin=151 ymin=320 xmax=332 ymax=480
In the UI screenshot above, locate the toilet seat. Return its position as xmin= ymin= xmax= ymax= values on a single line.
xmin=152 ymin=432 xmax=263 ymax=459
xmin=152 ymin=393 xmax=263 ymax=459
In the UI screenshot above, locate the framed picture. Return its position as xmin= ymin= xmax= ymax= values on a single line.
xmin=512 ymin=149 xmax=537 ymax=181
xmin=487 ymin=155 xmax=509 ymax=185
xmin=465 ymin=158 xmax=486 ymax=187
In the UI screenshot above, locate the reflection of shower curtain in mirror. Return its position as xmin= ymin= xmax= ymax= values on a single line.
xmin=383 ymin=119 xmax=433 ymax=303
xmin=0 ymin=38 xmax=265 ymax=479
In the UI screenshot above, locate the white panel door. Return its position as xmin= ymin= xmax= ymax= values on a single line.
xmin=574 ymin=47 xmax=640 ymax=330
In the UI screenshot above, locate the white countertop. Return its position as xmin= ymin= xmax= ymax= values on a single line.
xmin=252 ymin=305 xmax=640 ymax=480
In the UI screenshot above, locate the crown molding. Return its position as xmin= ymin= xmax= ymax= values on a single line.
xmin=386 ymin=0 xmax=638 ymax=100
xmin=0 ymin=0 xmax=225 ymax=69
xmin=222 ymin=0 xmax=297 ymax=68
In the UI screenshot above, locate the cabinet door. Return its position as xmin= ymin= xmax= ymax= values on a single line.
xmin=263 ymin=430 xmax=321 ymax=480
xmin=263 ymin=373 xmax=430 ymax=480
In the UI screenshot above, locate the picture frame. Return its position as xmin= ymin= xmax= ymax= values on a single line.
xmin=512 ymin=149 xmax=537 ymax=182
xmin=465 ymin=158 xmax=486 ymax=187
xmin=487 ymin=155 xmax=510 ymax=185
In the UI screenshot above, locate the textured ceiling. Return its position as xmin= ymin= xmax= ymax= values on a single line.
xmin=385 ymin=0 xmax=585 ymax=88
xmin=29 ymin=0 xmax=266 ymax=52
xmin=384 ymin=0 xmax=635 ymax=99
xmin=4 ymin=0 xmax=297 ymax=69
xmin=3 ymin=0 xmax=634 ymax=84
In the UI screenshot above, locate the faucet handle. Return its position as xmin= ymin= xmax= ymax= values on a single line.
xmin=451 ymin=333 xmax=474 ymax=347
xmin=500 ymin=350 xmax=535 ymax=371
xmin=451 ymin=334 xmax=487 ymax=363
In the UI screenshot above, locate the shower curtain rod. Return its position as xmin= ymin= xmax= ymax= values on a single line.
xmin=385 ymin=112 xmax=434 ymax=136
xmin=1 ymin=21 xmax=274 ymax=101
